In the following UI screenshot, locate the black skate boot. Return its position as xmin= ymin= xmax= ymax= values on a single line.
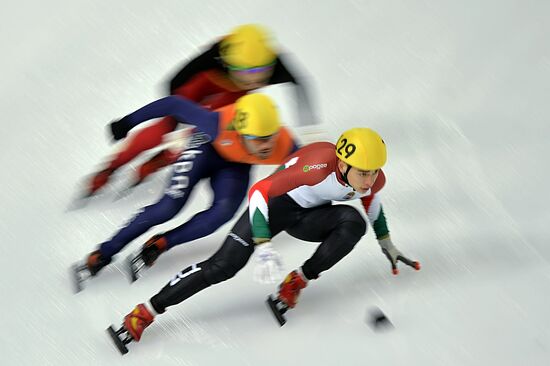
xmin=126 ymin=235 xmax=167 ymax=282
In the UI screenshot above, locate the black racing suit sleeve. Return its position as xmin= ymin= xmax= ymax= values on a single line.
xmin=270 ymin=54 xmax=317 ymax=126
xmin=168 ymin=42 xmax=224 ymax=94
xmin=269 ymin=56 xmax=298 ymax=84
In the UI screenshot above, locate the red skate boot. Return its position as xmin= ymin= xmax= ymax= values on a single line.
xmin=124 ymin=304 xmax=155 ymax=342
xmin=107 ymin=303 xmax=155 ymax=354
xmin=86 ymin=250 xmax=112 ymax=276
xmin=88 ymin=168 xmax=116 ymax=196
xmin=266 ymin=270 xmax=308 ymax=326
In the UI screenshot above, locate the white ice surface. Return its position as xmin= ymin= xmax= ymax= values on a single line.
xmin=1 ymin=0 xmax=550 ymax=365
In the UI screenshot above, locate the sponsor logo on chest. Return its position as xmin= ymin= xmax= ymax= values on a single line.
xmin=302 ymin=163 xmax=328 ymax=172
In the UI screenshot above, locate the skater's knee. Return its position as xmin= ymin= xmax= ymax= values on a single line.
xmin=335 ymin=206 xmax=367 ymax=237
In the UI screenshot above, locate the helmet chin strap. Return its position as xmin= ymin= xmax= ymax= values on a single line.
xmin=340 ymin=164 xmax=353 ymax=188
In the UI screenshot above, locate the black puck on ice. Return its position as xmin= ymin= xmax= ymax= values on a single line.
xmin=367 ymin=307 xmax=393 ymax=330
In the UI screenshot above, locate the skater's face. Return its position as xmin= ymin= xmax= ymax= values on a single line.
xmin=338 ymin=161 xmax=380 ymax=193
xmin=228 ymin=65 xmax=275 ymax=90
xmin=242 ymin=132 xmax=279 ymax=159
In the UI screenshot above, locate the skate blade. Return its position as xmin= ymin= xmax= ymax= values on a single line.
xmin=71 ymin=264 xmax=85 ymax=293
xmin=113 ymin=182 xmax=140 ymax=201
xmin=266 ymin=295 xmax=286 ymax=326
xmin=107 ymin=326 xmax=129 ymax=355
xmin=125 ymin=253 xmax=142 ymax=283
xmin=65 ymin=193 xmax=93 ymax=212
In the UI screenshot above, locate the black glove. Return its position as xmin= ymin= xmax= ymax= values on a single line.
xmin=109 ymin=117 xmax=132 ymax=141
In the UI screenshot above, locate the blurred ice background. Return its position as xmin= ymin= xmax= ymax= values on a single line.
xmin=1 ymin=0 xmax=549 ymax=365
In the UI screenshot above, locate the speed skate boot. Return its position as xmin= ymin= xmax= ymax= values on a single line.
xmin=86 ymin=250 xmax=112 ymax=275
xmin=88 ymin=167 xmax=116 ymax=197
xmin=266 ymin=269 xmax=308 ymax=326
xmin=107 ymin=303 xmax=155 ymax=355
xmin=72 ymin=250 xmax=112 ymax=293
xmin=126 ymin=235 xmax=168 ymax=282
xmin=141 ymin=235 xmax=168 ymax=266
xmin=124 ymin=304 xmax=155 ymax=341
xmin=278 ymin=270 xmax=308 ymax=308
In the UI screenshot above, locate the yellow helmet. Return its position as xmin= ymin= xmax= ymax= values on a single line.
xmin=233 ymin=94 xmax=281 ymax=137
xmin=336 ymin=128 xmax=387 ymax=170
xmin=220 ymin=24 xmax=277 ymax=69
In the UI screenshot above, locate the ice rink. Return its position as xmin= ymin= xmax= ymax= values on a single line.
xmin=2 ymin=0 xmax=550 ymax=365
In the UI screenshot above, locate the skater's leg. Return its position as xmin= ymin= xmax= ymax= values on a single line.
xmin=98 ymin=196 xmax=183 ymax=259
xmin=162 ymin=163 xmax=251 ymax=248
xmin=109 ymin=117 xmax=177 ymax=170
xmin=135 ymin=149 xmax=180 ymax=184
xmin=286 ymin=205 xmax=367 ymax=279
xmin=120 ymin=205 xmax=293 ymax=340
xmin=88 ymin=118 xmax=177 ymax=195
xmin=149 ymin=210 xmax=255 ymax=313
xmin=267 ymin=205 xmax=366 ymax=314
xmin=118 ymin=211 xmax=255 ymax=345
xmin=98 ymin=145 xmax=211 ymax=260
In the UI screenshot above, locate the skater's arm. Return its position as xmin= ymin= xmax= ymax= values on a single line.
xmin=360 ymin=175 xmax=420 ymax=274
xmin=270 ymin=55 xmax=318 ymax=127
xmin=122 ymin=96 xmax=220 ymax=138
xmin=360 ymin=193 xmax=390 ymax=240
xmin=168 ymin=42 xmax=222 ymax=94
xmin=360 ymin=172 xmax=389 ymax=239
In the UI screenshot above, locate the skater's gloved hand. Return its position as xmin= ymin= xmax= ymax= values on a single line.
xmin=109 ymin=117 xmax=132 ymax=141
xmin=378 ymin=237 xmax=421 ymax=275
xmin=252 ymin=241 xmax=283 ymax=284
